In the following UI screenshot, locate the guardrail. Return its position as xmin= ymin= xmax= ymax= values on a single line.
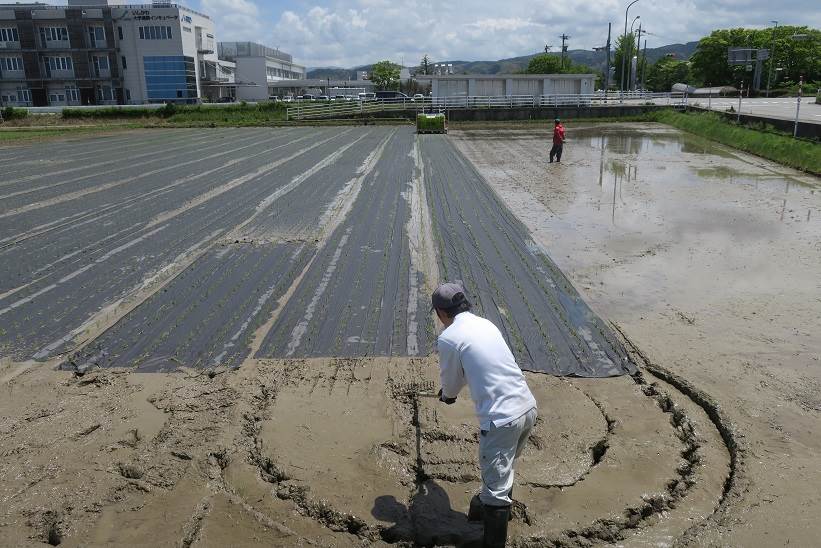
xmin=287 ymin=92 xmax=686 ymax=120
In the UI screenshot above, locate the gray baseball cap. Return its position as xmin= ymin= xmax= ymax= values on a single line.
xmin=431 ymin=281 xmax=467 ymax=311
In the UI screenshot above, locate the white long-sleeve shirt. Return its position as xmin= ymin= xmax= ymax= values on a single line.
xmin=437 ymin=312 xmax=537 ymax=430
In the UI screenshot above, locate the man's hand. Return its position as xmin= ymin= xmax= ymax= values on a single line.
xmin=438 ymin=388 xmax=457 ymax=405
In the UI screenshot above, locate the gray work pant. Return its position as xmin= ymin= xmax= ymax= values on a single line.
xmin=478 ymin=407 xmax=537 ymax=506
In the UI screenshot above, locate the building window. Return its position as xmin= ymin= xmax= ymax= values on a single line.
xmin=0 ymin=57 xmax=24 ymax=72
xmin=97 ymin=84 xmax=114 ymax=102
xmin=16 ymin=86 xmax=32 ymax=103
xmin=118 ymin=26 xmax=123 ymax=40
xmin=65 ymin=85 xmax=80 ymax=102
xmin=88 ymin=26 xmax=105 ymax=46
xmin=46 ymin=56 xmax=73 ymax=71
xmin=143 ymin=55 xmax=197 ymax=102
xmin=0 ymin=27 xmax=20 ymax=42
xmin=121 ymin=56 xmax=127 ymax=70
xmin=40 ymin=27 xmax=69 ymax=43
xmin=138 ymin=26 xmax=173 ymax=40
xmin=183 ymin=26 xmax=192 ymax=33
xmin=93 ymin=55 xmax=109 ymax=73
xmin=125 ymin=89 xmax=131 ymax=101
xmin=49 ymin=92 xmax=66 ymax=103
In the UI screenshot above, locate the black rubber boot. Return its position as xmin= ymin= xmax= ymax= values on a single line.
xmin=482 ymin=504 xmax=510 ymax=548
xmin=468 ymin=494 xmax=484 ymax=522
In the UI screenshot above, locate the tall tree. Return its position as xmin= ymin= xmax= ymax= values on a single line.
xmin=613 ymin=34 xmax=646 ymax=90
xmin=645 ymin=56 xmax=692 ymax=92
xmin=419 ymin=55 xmax=431 ymax=75
xmin=526 ymin=54 xmax=563 ymax=74
xmin=690 ymin=26 xmax=820 ymax=87
xmin=370 ymin=60 xmax=401 ymax=90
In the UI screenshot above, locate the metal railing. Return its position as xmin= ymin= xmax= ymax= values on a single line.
xmin=286 ymin=92 xmax=685 ymax=120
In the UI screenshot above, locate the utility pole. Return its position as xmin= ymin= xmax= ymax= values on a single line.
xmin=593 ymin=24 xmax=612 ymax=94
xmin=559 ymin=33 xmax=570 ymax=68
xmin=605 ymin=23 xmax=611 ymax=92
xmin=633 ymin=22 xmax=641 ymax=91
xmin=766 ymin=21 xmax=778 ymax=97
xmin=639 ymin=39 xmax=647 ymax=91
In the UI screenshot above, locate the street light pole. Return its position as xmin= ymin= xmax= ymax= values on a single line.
xmin=628 ymin=17 xmax=640 ymax=92
xmin=766 ymin=21 xmax=777 ymax=98
xmin=620 ymin=0 xmax=641 ymax=103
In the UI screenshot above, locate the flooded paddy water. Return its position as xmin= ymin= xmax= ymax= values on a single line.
xmin=453 ymin=123 xmax=821 ymax=546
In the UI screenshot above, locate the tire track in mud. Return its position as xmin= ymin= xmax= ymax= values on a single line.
xmin=419 ymin=134 xmax=633 ymax=377
xmin=257 ymin=128 xmax=436 ymax=359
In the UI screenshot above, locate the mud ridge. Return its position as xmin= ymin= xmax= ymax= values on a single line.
xmin=511 ymin=372 xmax=707 ymax=547
xmin=613 ymin=324 xmax=748 ymax=547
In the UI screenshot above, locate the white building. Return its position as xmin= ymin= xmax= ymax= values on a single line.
xmin=0 ymin=0 xmax=217 ymax=106
xmin=217 ymin=42 xmax=306 ymax=102
xmin=418 ymin=74 xmax=596 ymax=98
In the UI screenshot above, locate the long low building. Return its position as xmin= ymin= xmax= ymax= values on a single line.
xmin=417 ymin=74 xmax=596 ymax=97
xmin=217 ymin=41 xmax=306 ymax=102
xmin=267 ymin=78 xmax=374 ymax=98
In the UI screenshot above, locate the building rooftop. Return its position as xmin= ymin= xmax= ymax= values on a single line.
xmin=0 ymin=1 xmax=210 ymax=20
xmin=218 ymin=42 xmax=295 ymax=64
xmin=416 ymin=73 xmax=596 ymax=80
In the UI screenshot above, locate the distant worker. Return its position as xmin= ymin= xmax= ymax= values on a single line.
xmin=549 ymin=117 xmax=565 ymax=163
xmin=432 ymin=281 xmax=538 ymax=548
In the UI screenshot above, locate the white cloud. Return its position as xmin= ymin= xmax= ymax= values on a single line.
xmin=201 ymin=0 xmax=263 ymax=42
xmin=259 ymin=0 xmax=821 ymax=67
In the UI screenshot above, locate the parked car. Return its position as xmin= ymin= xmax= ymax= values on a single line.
xmin=375 ymin=90 xmax=410 ymax=102
xmin=317 ymin=95 xmax=329 ymax=101
xmin=358 ymin=92 xmax=376 ymax=101
xmin=302 ymin=94 xmax=315 ymax=101
xmin=332 ymin=95 xmax=346 ymax=101
xmin=282 ymin=95 xmax=294 ymax=102
xmin=412 ymin=93 xmax=426 ymax=101
xmin=268 ymin=96 xmax=282 ymax=102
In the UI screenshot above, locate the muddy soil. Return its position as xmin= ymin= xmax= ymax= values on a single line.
xmin=0 ymin=356 xmax=727 ymax=547
xmin=452 ymin=123 xmax=821 ymax=546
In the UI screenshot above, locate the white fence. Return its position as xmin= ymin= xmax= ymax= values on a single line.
xmin=287 ymin=92 xmax=686 ymax=120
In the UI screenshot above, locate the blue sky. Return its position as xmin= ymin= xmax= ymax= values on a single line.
xmin=59 ymin=1 xmax=821 ymax=68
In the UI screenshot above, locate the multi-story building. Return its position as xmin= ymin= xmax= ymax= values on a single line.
xmin=0 ymin=0 xmax=216 ymax=107
xmin=217 ymin=41 xmax=306 ymax=102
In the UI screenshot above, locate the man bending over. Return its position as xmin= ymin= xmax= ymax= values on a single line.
xmin=432 ymin=281 xmax=538 ymax=548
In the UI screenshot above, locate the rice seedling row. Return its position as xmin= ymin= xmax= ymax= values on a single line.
xmin=0 ymin=129 xmax=373 ymax=362
xmin=257 ymin=128 xmax=434 ymax=358
xmin=418 ymin=134 xmax=633 ymax=377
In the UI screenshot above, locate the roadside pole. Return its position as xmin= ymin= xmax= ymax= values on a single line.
xmin=707 ymin=82 xmax=711 ymax=111
xmin=793 ymin=75 xmax=803 ymax=138
xmin=737 ymin=82 xmax=743 ymax=123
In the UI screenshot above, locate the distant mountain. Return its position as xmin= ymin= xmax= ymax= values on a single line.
xmin=306 ymin=41 xmax=699 ymax=78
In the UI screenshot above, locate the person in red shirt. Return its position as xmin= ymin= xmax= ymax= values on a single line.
xmin=549 ymin=118 xmax=565 ymax=163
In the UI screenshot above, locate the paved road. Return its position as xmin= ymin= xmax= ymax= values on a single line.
xmin=1 ymin=127 xmax=634 ymax=377
xmin=688 ymin=96 xmax=820 ymax=123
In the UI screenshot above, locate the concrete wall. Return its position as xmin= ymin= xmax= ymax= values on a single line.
xmin=234 ymin=56 xmax=267 ymax=101
xmin=429 ymin=75 xmax=595 ymax=98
